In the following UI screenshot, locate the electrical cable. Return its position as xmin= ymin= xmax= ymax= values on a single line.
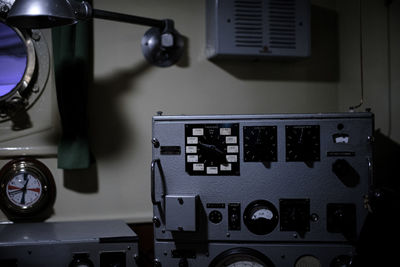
xmin=349 ymin=0 xmax=364 ymax=111
xmin=386 ymin=0 xmax=392 ymax=137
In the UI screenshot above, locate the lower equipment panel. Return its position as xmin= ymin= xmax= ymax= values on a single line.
xmin=151 ymin=112 xmax=374 ymax=266
xmin=0 ymin=220 xmax=139 ymax=267
xmin=155 ymin=241 xmax=355 ymax=267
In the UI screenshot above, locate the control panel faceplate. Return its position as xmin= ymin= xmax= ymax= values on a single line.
xmin=152 ymin=113 xmax=373 ymax=244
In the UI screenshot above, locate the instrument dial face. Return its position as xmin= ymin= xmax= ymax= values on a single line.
xmin=0 ymin=158 xmax=56 ymax=221
xmin=210 ymin=248 xmax=275 ymax=267
xmin=6 ymin=173 xmax=43 ymax=208
xmin=244 ymin=200 xmax=279 ymax=235
xmin=286 ymin=125 xmax=320 ymax=162
xmin=244 ymin=126 xmax=277 ymax=162
xmin=185 ymin=123 xmax=240 ymax=176
xmin=220 ymin=256 xmax=266 ymax=267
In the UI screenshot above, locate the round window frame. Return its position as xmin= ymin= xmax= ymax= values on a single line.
xmin=0 ymin=19 xmax=50 ymax=121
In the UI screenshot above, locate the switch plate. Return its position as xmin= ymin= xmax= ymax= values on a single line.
xmin=166 ymin=195 xmax=198 ymax=231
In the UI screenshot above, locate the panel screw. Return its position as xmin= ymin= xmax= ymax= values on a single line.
xmin=310 ymin=213 xmax=319 ymax=222
xmin=152 ymin=138 xmax=160 ymax=148
xmin=1 ymin=5 xmax=9 ymax=13
xmin=32 ymin=86 xmax=40 ymax=93
xmin=31 ymin=31 xmax=41 ymax=41
xmin=153 ymin=216 xmax=161 ymax=227
xmin=154 ymin=258 xmax=162 ymax=267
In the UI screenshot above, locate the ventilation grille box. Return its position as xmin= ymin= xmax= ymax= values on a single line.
xmin=206 ymin=0 xmax=311 ymax=59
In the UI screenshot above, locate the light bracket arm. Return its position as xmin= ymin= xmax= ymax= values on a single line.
xmin=73 ymin=1 xmax=165 ymax=29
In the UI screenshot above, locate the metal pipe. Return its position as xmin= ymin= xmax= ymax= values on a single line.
xmin=92 ymin=9 xmax=164 ymax=28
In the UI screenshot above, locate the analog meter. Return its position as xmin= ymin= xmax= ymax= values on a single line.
xmin=286 ymin=125 xmax=320 ymax=163
xmin=209 ymin=247 xmax=275 ymax=267
xmin=0 ymin=158 xmax=56 ymax=221
xmin=243 ymin=126 xmax=277 ymax=162
xmin=243 ymin=200 xmax=279 ymax=235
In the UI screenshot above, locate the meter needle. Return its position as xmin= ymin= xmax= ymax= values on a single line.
xmin=20 ymin=173 xmax=29 ymax=205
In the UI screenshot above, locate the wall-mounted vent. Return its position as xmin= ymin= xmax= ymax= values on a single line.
xmin=206 ymin=0 xmax=310 ymax=59
xmin=268 ymin=0 xmax=296 ymax=49
xmin=234 ymin=0 xmax=263 ymax=48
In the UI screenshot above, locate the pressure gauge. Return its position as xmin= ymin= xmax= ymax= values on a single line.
xmin=185 ymin=123 xmax=240 ymax=176
xmin=209 ymin=247 xmax=275 ymax=267
xmin=0 ymin=158 xmax=56 ymax=222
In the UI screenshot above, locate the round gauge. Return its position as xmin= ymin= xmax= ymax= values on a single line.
xmin=243 ymin=126 xmax=277 ymax=162
xmin=0 ymin=158 xmax=56 ymax=222
xmin=295 ymin=255 xmax=321 ymax=267
xmin=285 ymin=125 xmax=320 ymax=163
xmin=6 ymin=173 xmax=43 ymax=207
xmin=185 ymin=123 xmax=240 ymax=176
xmin=209 ymin=247 xmax=275 ymax=267
xmin=244 ymin=200 xmax=279 ymax=235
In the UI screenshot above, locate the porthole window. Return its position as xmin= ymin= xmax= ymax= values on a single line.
xmin=0 ymin=21 xmax=27 ymax=98
xmin=0 ymin=19 xmax=49 ymax=124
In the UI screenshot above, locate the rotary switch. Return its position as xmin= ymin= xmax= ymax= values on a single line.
xmin=209 ymin=210 xmax=223 ymax=224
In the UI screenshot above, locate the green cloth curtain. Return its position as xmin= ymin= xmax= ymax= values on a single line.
xmin=52 ymin=5 xmax=94 ymax=170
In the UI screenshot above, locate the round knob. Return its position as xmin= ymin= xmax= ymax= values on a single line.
xmin=69 ymin=255 xmax=94 ymax=267
xmin=330 ymin=255 xmax=353 ymax=267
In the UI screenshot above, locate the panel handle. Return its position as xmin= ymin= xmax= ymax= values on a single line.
xmin=151 ymin=158 xmax=166 ymax=205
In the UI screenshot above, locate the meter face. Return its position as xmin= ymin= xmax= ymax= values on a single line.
xmin=0 ymin=21 xmax=27 ymax=97
xmin=0 ymin=158 xmax=56 ymax=222
xmin=185 ymin=123 xmax=240 ymax=176
xmin=6 ymin=173 xmax=43 ymax=208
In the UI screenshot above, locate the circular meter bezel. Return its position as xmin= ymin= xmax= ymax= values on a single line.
xmin=209 ymin=247 xmax=275 ymax=267
xmin=0 ymin=157 xmax=56 ymax=222
xmin=243 ymin=200 xmax=279 ymax=235
xmin=0 ymin=19 xmax=50 ymax=121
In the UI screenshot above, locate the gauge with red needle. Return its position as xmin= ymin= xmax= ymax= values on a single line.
xmin=0 ymin=158 xmax=56 ymax=222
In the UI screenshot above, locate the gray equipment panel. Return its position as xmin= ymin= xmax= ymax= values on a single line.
xmin=206 ymin=0 xmax=311 ymax=59
xmin=0 ymin=220 xmax=139 ymax=266
xmin=166 ymin=195 xmax=198 ymax=232
xmin=152 ymin=113 xmax=373 ymax=266
xmin=155 ymin=241 xmax=356 ymax=267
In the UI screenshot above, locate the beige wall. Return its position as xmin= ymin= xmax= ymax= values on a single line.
xmin=337 ymin=0 xmax=400 ymax=143
xmin=80 ymin=0 xmax=337 ymax=222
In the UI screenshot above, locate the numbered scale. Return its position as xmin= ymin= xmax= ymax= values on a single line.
xmin=185 ymin=124 xmax=240 ymax=175
xmin=0 ymin=158 xmax=56 ymax=221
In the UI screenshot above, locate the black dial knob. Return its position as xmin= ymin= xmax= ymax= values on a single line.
xmin=69 ymin=254 xmax=94 ymax=267
xmin=332 ymin=159 xmax=360 ymax=187
xmin=330 ymin=255 xmax=353 ymax=267
xmin=209 ymin=210 xmax=223 ymax=224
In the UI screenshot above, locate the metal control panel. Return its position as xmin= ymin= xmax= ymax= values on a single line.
xmin=152 ymin=113 xmax=373 ymax=266
xmin=0 ymin=220 xmax=139 ymax=267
